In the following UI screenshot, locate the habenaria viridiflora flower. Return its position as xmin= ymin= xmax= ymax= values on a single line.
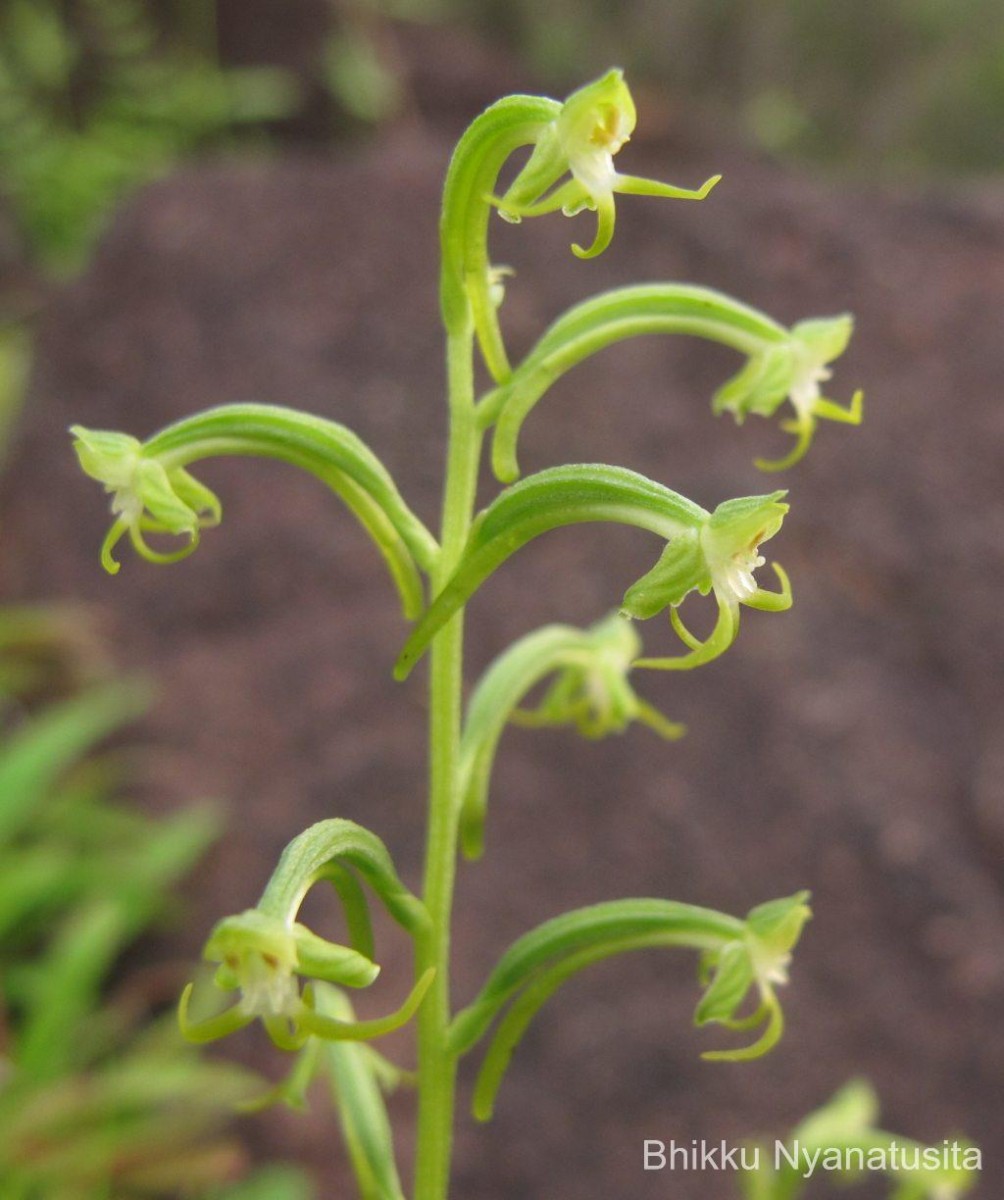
xmin=457 ymin=612 xmax=685 ymax=860
xmin=622 ymin=491 xmax=792 ymax=670
xmin=179 ymin=819 xmax=434 ymax=1051
xmin=495 ymin=69 xmax=720 ymax=260
xmin=714 ymin=314 xmax=863 ymax=471
xmin=509 ymin=612 xmax=684 ymax=740
xmin=696 ymin=891 xmax=812 ymax=1061
xmin=71 ymin=426 xmax=220 ymax=573
xmin=179 ymin=908 xmax=432 ymax=1051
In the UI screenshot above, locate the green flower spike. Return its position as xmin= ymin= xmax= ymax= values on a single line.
xmin=179 ymin=909 xmax=434 ymax=1051
xmin=714 ymin=314 xmax=863 ymax=471
xmin=622 ymin=491 xmax=792 ymax=671
xmin=495 ymin=69 xmax=720 ymax=260
xmin=71 ymin=427 xmax=221 ymax=574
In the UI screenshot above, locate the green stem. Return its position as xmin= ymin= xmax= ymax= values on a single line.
xmin=414 ymin=323 xmax=481 ymax=1200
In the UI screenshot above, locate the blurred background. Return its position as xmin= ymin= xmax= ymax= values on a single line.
xmin=1 ymin=1 xmax=1002 ymax=1197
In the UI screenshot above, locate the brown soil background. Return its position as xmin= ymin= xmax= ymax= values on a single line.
xmin=2 ymin=64 xmax=1003 ymax=1199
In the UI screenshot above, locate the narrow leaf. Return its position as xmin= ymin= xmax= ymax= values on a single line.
xmin=316 ymin=983 xmax=407 ymax=1200
xmin=0 ymin=683 xmax=147 ymax=847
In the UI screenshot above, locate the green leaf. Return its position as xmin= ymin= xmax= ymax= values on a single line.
xmin=0 ymin=322 xmax=32 ymax=458
xmin=15 ymin=900 xmax=130 ymax=1080
xmin=214 ymin=1166 xmax=316 ymax=1200
xmin=0 ymin=683 xmax=147 ymax=847
xmin=316 ymin=984 xmax=408 ymax=1200
xmin=394 ymin=464 xmax=707 ymax=679
xmin=479 ymin=284 xmax=788 ymax=481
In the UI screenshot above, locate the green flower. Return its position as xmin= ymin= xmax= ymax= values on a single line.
xmin=179 ymin=909 xmax=434 ymax=1052
xmin=495 ymin=69 xmax=720 ymax=259
xmin=509 ymin=613 xmax=684 ymax=740
xmin=71 ymin=426 xmax=221 ymax=573
xmin=695 ymin=891 xmax=812 ymax=1061
xmin=713 ymin=315 xmax=863 ymax=471
xmin=621 ymin=492 xmax=792 ymax=670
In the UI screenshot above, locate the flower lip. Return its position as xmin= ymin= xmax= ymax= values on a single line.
xmin=789 ymin=363 xmax=832 ymax=420
xmin=205 ymin=911 xmax=302 ymax=1019
xmin=701 ymin=491 xmax=788 ymax=605
xmin=558 ymin=70 xmax=636 ymax=201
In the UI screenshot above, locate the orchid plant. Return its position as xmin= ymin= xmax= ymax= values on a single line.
xmin=70 ymin=69 xmax=862 ymax=1200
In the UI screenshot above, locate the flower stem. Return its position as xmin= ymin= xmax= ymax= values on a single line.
xmin=414 ymin=322 xmax=480 ymax=1200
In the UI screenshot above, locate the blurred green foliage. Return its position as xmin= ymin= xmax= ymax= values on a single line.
xmin=0 ymin=610 xmax=315 ymax=1198
xmin=455 ymin=0 xmax=1004 ymax=175
xmin=0 ymin=0 xmax=294 ymax=276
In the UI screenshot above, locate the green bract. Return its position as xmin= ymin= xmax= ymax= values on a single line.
xmin=395 ymin=472 xmax=791 ymax=680
xmin=448 ymin=892 xmax=811 ymax=1120
xmin=68 ymin=69 xmax=874 ymax=1200
xmin=457 ymin=612 xmax=684 ymax=860
xmin=73 ymin=405 xmax=438 ymax=619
